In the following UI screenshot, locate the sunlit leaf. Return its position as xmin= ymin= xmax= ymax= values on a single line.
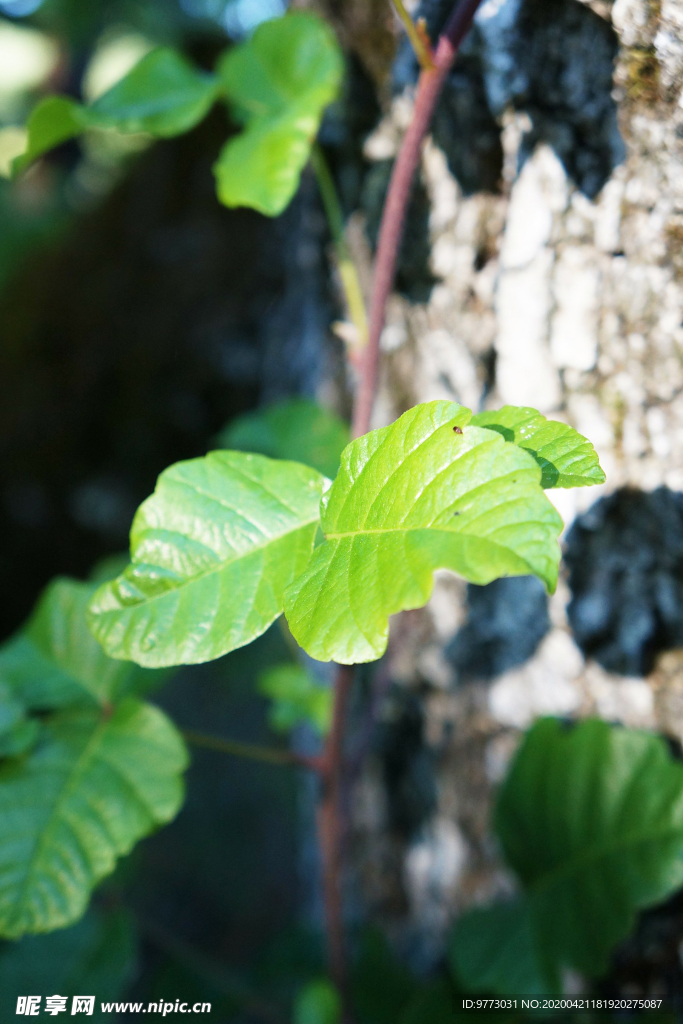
xmin=13 ymin=49 xmax=218 ymax=174
xmin=284 ymin=402 xmax=563 ymax=664
xmin=0 ymin=698 xmax=187 ymax=938
xmin=89 ymin=47 xmax=218 ymax=137
xmin=0 ymin=578 xmax=164 ymax=711
xmin=12 ymin=96 xmax=86 ymax=175
xmin=470 ymin=406 xmax=605 ymax=489
xmin=88 ymin=452 xmax=326 ymax=667
xmin=218 ymin=398 xmax=349 ymax=480
xmin=215 ymin=13 xmax=343 ymax=215
xmin=258 ymin=663 xmax=332 ymax=736
xmin=495 ymin=718 xmax=683 ymax=978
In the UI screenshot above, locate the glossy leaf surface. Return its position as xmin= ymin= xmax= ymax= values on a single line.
xmin=0 ymin=578 xmax=163 ymax=710
xmin=218 ymin=398 xmax=349 ymax=479
xmin=88 ymin=452 xmax=326 ymax=667
xmin=284 ymin=402 xmax=563 ymax=663
xmin=471 ymin=406 xmax=605 ymax=488
xmin=0 ymin=699 xmax=186 ymax=938
xmin=215 ymin=13 xmax=343 ymax=215
xmin=496 ymin=717 xmax=683 ymax=977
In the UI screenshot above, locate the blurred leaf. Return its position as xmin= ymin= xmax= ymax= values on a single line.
xmin=12 ymin=96 xmax=86 ymax=175
xmin=284 ymin=401 xmax=563 ymax=664
xmin=496 ymin=718 xmax=683 ymax=978
xmin=89 ymin=553 xmax=131 ymax=584
xmin=14 ymin=48 xmax=218 ymax=174
xmin=352 ymin=930 xmax=418 ymax=1024
xmin=449 ymin=900 xmax=557 ymax=996
xmin=0 ymin=698 xmax=187 ymax=938
xmin=0 ymin=578 xmax=166 ymax=710
xmin=89 ymin=47 xmax=218 ymax=136
xmin=0 ymin=719 xmax=40 ymax=758
xmin=293 ymin=979 xmax=340 ymax=1024
xmin=470 ymin=407 xmax=605 ymax=489
xmin=88 ymin=452 xmax=326 ymax=667
xmin=258 ymin=663 xmax=332 ymax=736
xmin=0 ymin=909 xmax=137 ymax=1021
xmin=215 ymin=12 xmax=343 ymax=215
xmin=218 ymin=398 xmax=348 ymax=480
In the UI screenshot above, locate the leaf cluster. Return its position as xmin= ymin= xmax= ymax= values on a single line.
xmin=88 ymin=399 xmax=604 ymax=669
xmin=14 ymin=13 xmax=343 ymax=218
xmin=0 ymin=574 xmax=187 ymax=939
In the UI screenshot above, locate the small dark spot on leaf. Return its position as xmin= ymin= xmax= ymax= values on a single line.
xmin=453 ymin=425 xmax=463 ymax=434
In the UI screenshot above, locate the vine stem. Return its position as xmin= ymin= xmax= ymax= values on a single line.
xmin=316 ymin=0 xmax=486 ymax=1012
xmin=311 ymin=144 xmax=369 ymax=350
xmin=183 ymin=729 xmax=320 ymax=771
xmin=352 ymin=0 xmax=486 ymax=440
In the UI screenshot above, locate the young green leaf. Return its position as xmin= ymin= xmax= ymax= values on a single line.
xmin=11 ymin=97 xmax=87 ymax=176
xmin=496 ymin=718 xmax=683 ymax=978
xmin=13 ymin=49 xmax=218 ymax=175
xmin=0 ymin=578 xmax=164 ymax=711
xmin=470 ymin=406 xmax=605 ymax=488
xmin=87 ymin=452 xmax=326 ymax=667
xmin=258 ymin=663 xmax=332 ymax=736
xmin=218 ymin=398 xmax=349 ymax=480
xmin=284 ymin=401 xmax=563 ymax=664
xmin=449 ymin=900 xmax=557 ymax=995
xmin=215 ymin=12 xmax=343 ymax=215
xmin=88 ymin=47 xmax=218 ymax=137
xmin=0 ymin=698 xmax=187 ymax=938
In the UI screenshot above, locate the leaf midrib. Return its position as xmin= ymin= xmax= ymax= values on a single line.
xmin=11 ymin=716 xmax=110 ymax=929
xmin=117 ymin=514 xmax=319 ymax=609
xmin=524 ymin=819 xmax=683 ymax=902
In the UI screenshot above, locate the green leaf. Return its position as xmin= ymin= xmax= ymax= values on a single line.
xmin=87 ymin=451 xmax=326 ymax=668
xmin=13 ymin=49 xmax=218 ymax=175
xmin=215 ymin=12 xmax=343 ymax=215
xmin=218 ymin=398 xmax=349 ymax=480
xmin=470 ymin=406 xmax=605 ymax=489
xmin=11 ymin=97 xmax=86 ymax=176
xmin=0 ymin=578 xmax=165 ymax=711
xmin=89 ymin=47 xmax=218 ymax=137
xmin=0 ymin=698 xmax=187 ymax=938
xmin=284 ymin=401 xmax=563 ymax=664
xmin=495 ymin=718 xmax=683 ymax=978
xmin=449 ymin=900 xmax=557 ymax=995
xmin=293 ymin=979 xmax=341 ymax=1024
xmin=0 ymin=909 xmax=137 ymax=1021
xmin=258 ymin=663 xmax=332 ymax=736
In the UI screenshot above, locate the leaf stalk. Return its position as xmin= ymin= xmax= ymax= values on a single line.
xmin=390 ymin=0 xmax=436 ymax=70
xmin=183 ymin=729 xmax=321 ymax=771
xmin=311 ymin=144 xmax=369 ymax=351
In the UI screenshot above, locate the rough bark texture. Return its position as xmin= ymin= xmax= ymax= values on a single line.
xmin=346 ymin=0 xmax=683 ymax=979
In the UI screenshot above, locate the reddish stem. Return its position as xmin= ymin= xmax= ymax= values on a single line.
xmin=352 ymin=0 xmax=486 ymax=439
xmin=318 ymin=664 xmax=355 ymax=1006
xmin=319 ymin=0 xmax=486 ymax=1010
